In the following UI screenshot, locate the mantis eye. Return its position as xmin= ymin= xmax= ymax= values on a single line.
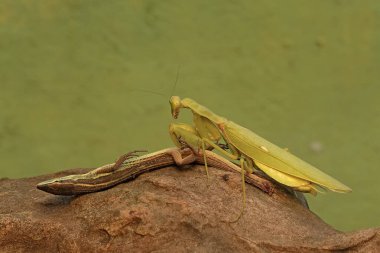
xmin=169 ymin=96 xmax=181 ymax=119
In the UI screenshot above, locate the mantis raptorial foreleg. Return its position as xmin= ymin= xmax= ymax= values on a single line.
xmin=169 ymin=123 xmax=215 ymax=181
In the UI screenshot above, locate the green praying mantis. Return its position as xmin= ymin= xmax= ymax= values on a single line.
xmin=168 ymin=96 xmax=351 ymax=219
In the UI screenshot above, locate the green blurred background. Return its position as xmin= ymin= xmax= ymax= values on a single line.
xmin=0 ymin=0 xmax=379 ymax=231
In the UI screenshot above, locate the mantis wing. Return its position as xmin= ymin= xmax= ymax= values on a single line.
xmin=224 ymin=121 xmax=351 ymax=193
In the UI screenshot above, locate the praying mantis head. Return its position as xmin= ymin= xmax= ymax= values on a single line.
xmin=169 ymin=96 xmax=182 ymax=119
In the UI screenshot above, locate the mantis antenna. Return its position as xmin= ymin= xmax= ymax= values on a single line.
xmin=170 ymin=64 xmax=181 ymax=96
xmin=128 ymin=64 xmax=182 ymax=99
